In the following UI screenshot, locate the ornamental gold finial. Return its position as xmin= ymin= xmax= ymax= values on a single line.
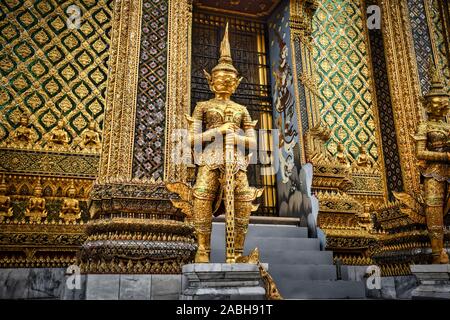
xmin=34 ymin=177 xmax=43 ymax=196
xmin=67 ymin=181 xmax=76 ymax=197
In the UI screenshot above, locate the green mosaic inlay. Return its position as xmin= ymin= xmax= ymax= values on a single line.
xmin=313 ymin=0 xmax=380 ymax=167
xmin=0 ymin=0 xmax=112 ymax=150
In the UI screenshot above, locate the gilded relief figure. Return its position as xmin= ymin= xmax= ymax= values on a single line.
xmin=46 ymin=120 xmax=69 ymax=150
xmin=76 ymin=121 xmax=102 ymax=152
xmin=356 ymin=145 xmax=370 ymax=167
xmin=25 ymin=179 xmax=47 ymax=223
xmin=12 ymin=113 xmax=34 ymax=148
xmin=412 ymin=67 xmax=450 ymax=264
xmin=168 ymin=24 xmax=263 ymax=263
xmin=336 ymin=143 xmax=348 ymax=165
xmin=59 ymin=182 xmax=81 ymax=223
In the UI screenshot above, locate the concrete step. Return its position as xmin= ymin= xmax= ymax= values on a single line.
xmin=212 ymin=222 xmax=308 ymax=238
xmin=212 ymin=237 xmax=320 ymax=252
xmin=210 ymin=222 xmax=366 ymax=299
xmin=277 ymin=280 xmax=366 ymax=299
xmin=211 ymin=248 xmax=333 ymax=265
xmin=257 ymin=250 xmax=334 ymax=265
xmin=245 ymin=237 xmax=320 ymax=251
xmin=246 ymin=224 xmax=308 ymax=238
xmin=269 ymin=264 xmax=344 ymax=281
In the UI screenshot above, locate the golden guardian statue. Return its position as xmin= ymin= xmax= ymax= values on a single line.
xmin=393 ymin=65 xmax=449 ymax=264
xmin=167 ymin=24 xmax=263 ymax=264
xmin=413 ymin=67 xmax=449 ymax=264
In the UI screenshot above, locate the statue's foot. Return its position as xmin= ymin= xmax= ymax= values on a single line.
xmin=439 ymin=250 xmax=449 ymax=264
xmin=195 ymin=250 xmax=210 ymax=263
xmin=432 ymin=250 xmax=449 ymax=264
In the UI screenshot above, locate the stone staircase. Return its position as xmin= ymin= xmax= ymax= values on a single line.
xmin=211 ymin=223 xmax=366 ymax=299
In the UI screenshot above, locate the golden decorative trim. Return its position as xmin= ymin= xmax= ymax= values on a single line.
xmin=290 ymin=0 xmax=319 ymax=164
xmin=85 ymin=217 xmax=195 ymax=236
xmin=360 ymin=0 xmax=389 ymax=200
xmin=99 ymin=0 xmax=143 ymax=182
xmin=380 ymin=264 xmax=413 ymax=276
xmin=193 ymin=0 xmax=281 ymax=19
xmin=0 ymin=221 xmax=85 ymax=268
xmin=0 ymin=149 xmax=99 ymax=178
xmin=380 ymin=0 xmax=425 ymax=195
xmin=164 ymin=0 xmax=193 ymax=182
xmin=334 ymin=255 xmax=373 ymax=266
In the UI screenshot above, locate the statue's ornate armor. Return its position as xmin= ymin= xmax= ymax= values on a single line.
xmin=192 ymin=100 xmax=252 ymax=172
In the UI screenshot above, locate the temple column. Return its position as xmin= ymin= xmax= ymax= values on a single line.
xmin=377 ymin=0 xmax=425 ymax=195
xmin=80 ymin=0 xmax=196 ymax=275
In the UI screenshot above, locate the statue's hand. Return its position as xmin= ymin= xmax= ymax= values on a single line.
xmin=218 ymin=122 xmax=238 ymax=135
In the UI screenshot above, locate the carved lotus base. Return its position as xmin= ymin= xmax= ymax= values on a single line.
xmin=79 ymin=218 xmax=197 ymax=274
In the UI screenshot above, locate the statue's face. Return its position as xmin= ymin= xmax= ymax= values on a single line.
xmin=211 ymin=70 xmax=239 ymax=95
xmin=34 ymin=187 xmax=42 ymax=197
xmin=427 ymin=96 xmax=449 ymax=119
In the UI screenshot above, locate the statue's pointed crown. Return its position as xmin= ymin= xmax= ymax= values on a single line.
xmin=34 ymin=177 xmax=43 ymax=193
xmin=426 ymin=60 xmax=446 ymax=96
xmin=68 ymin=180 xmax=76 ymax=193
xmin=212 ymin=23 xmax=238 ymax=74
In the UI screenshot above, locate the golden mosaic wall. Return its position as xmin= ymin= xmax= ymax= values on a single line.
xmin=0 ymin=0 xmax=112 ymax=156
xmin=312 ymin=0 xmax=382 ymax=169
xmin=0 ymin=0 xmax=113 ymax=267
